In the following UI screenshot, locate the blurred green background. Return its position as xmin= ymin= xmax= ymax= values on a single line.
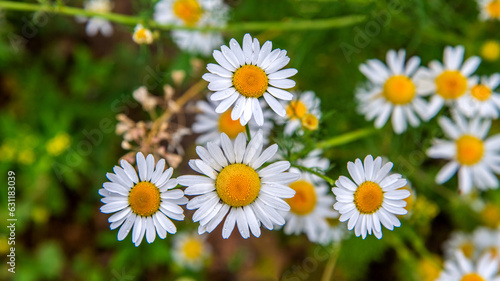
xmin=1 ymin=0 xmax=499 ymax=280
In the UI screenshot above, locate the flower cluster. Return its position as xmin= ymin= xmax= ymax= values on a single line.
xmin=100 ymin=33 xmax=414 ymax=248
xmin=357 ymin=45 xmax=500 ymax=194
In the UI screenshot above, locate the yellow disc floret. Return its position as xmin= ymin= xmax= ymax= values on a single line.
xmin=471 ymin=84 xmax=492 ymax=101
xmin=182 ymin=238 xmax=203 ymax=260
xmin=173 ymin=0 xmax=203 ymax=26
xmin=129 ymin=182 xmax=161 ymax=216
xmin=302 ymin=114 xmax=319 ymax=131
xmin=233 ymin=65 xmax=269 ymax=98
xmin=218 ymin=110 xmax=246 ymax=139
xmin=354 ymin=181 xmax=384 ymax=214
xmin=481 ymin=41 xmax=500 ymax=62
xmin=481 ymin=203 xmax=500 ymax=228
xmin=383 ymin=75 xmax=416 ymax=105
xmin=487 ymin=0 xmax=500 ymax=18
xmin=435 ymin=70 xmax=468 ymax=99
xmin=286 ymin=100 xmax=307 ymax=119
xmin=456 ymin=135 xmax=484 ymax=165
xmin=287 ymin=180 xmax=317 ymax=215
xmin=461 ymin=273 xmax=485 ymax=281
xmin=461 ymin=242 xmax=474 ymax=258
xmin=216 ymin=164 xmax=261 ymax=207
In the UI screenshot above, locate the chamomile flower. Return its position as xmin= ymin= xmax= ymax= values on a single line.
xmin=473 ymin=227 xmax=500 ymax=258
xmin=416 ymin=46 xmax=481 ymax=119
xmin=356 ymin=49 xmax=429 ymax=134
xmin=282 ymin=153 xmax=337 ymax=243
xmin=426 ymin=113 xmax=500 ymax=194
xmin=153 ymin=0 xmax=228 ymax=56
xmin=444 ymin=231 xmax=475 ymax=260
xmin=276 ymin=91 xmax=321 ymax=135
xmin=76 ymin=0 xmax=113 ymax=37
xmin=332 ymin=155 xmax=410 ymax=239
xmin=192 ymin=98 xmax=273 ymax=145
xmin=178 ymin=132 xmax=300 ymax=239
xmin=477 ymin=0 xmax=500 ymax=20
xmin=172 ymin=232 xmax=211 ymax=269
xmin=203 ymin=33 xmax=297 ymax=126
xmin=132 ymin=24 xmax=154 ymax=45
xmin=99 ymin=152 xmax=187 ymax=246
xmin=437 ymin=251 xmax=500 ymax=281
xmin=457 ymin=74 xmax=500 ymax=119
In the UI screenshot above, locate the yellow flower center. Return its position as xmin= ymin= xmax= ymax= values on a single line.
xmin=487 ymin=0 xmax=500 ymax=17
xmin=461 ymin=273 xmax=485 ymax=281
xmin=128 ymin=182 xmax=161 ymax=217
xmin=481 ymin=204 xmax=500 ymax=228
xmin=301 ymin=114 xmax=319 ymax=131
xmin=286 ymin=100 xmax=307 ymax=119
xmin=383 ymin=75 xmax=416 ymax=105
xmin=481 ymin=41 xmax=500 ymax=62
xmin=287 ymin=180 xmax=317 ymax=215
xmin=471 ymin=84 xmax=492 ymax=101
xmin=418 ymin=258 xmax=442 ymax=281
xmin=233 ymin=65 xmax=269 ymax=98
xmin=456 ymin=135 xmax=484 ymax=165
xmin=435 ymin=70 xmax=468 ymax=99
xmin=182 ymin=238 xmax=203 ymax=260
xmin=173 ymin=0 xmax=203 ymax=26
xmin=135 ymin=29 xmax=148 ymax=40
xmin=218 ymin=110 xmax=246 ymax=139
xmin=46 ymin=133 xmax=71 ymax=156
xmin=354 ymin=181 xmax=384 ymax=214
xmin=461 ymin=242 xmax=474 ymax=258
xmin=216 ymin=164 xmax=261 ymax=207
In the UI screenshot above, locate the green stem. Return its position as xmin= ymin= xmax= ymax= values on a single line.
xmin=0 ymin=1 xmax=366 ymax=31
xmin=320 ymin=242 xmax=341 ymax=281
xmin=245 ymin=123 xmax=251 ymax=141
xmin=317 ymin=128 xmax=377 ymax=149
xmin=291 ymin=163 xmax=334 ymax=185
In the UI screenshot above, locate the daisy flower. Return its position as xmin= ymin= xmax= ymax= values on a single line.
xmin=132 ymin=24 xmax=154 ymax=45
xmin=332 ymin=155 xmax=410 ymax=239
xmin=480 ymin=203 xmax=500 ymax=228
xmin=203 ymin=33 xmax=298 ymax=126
xmin=416 ymin=46 xmax=481 ymax=119
xmin=178 ymin=132 xmax=300 ymax=239
xmin=192 ymin=98 xmax=273 ymax=145
xmin=356 ymin=49 xmax=429 ymax=134
xmin=153 ymin=0 xmax=228 ymax=56
xmin=172 ymin=232 xmax=211 ymax=270
xmin=473 ymin=227 xmax=500 ymax=259
xmin=76 ymin=0 xmax=113 ymax=37
xmin=444 ymin=231 xmax=475 ymax=260
xmin=481 ymin=40 xmax=500 ymax=62
xmin=99 ymin=152 xmax=187 ymax=246
xmin=457 ymin=74 xmax=500 ymax=119
xmin=437 ymin=251 xmax=500 ymax=281
xmin=276 ymin=91 xmax=321 ymax=135
xmin=477 ymin=0 xmax=500 ymax=20
xmin=426 ymin=113 xmax=500 ymax=194
xmin=282 ymin=153 xmax=337 ymax=243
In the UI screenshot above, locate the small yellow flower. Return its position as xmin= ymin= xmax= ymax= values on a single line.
xmin=481 ymin=40 xmax=500 ymax=62
xmin=417 ymin=256 xmax=442 ymax=281
xmin=46 ymin=133 xmax=71 ymax=156
xmin=31 ymin=206 xmax=50 ymax=225
xmin=0 ymin=143 xmax=16 ymax=162
xmin=301 ymin=113 xmax=319 ymax=131
xmin=480 ymin=203 xmax=500 ymax=228
xmin=132 ymin=24 xmax=154 ymax=45
xmin=18 ymin=149 xmax=35 ymax=165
